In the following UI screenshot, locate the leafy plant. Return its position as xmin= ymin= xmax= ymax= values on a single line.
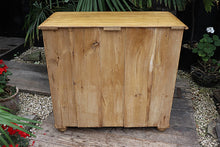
xmin=24 ymin=1 xmax=54 ymax=46
xmin=0 ymin=60 xmax=14 ymax=98
xmin=203 ymin=0 xmax=219 ymax=12
xmin=0 ymin=106 xmax=41 ymax=147
xmin=131 ymin=0 xmax=188 ymax=11
xmin=192 ymin=34 xmax=220 ymax=62
xmin=25 ymin=0 xmax=191 ymax=46
xmin=76 ymin=0 xmax=133 ymax=11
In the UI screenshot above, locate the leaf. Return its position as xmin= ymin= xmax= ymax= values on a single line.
xmin=203 ymin=0 xmax=214 ymax=12
xmin=203 ymin=34 xmax=209 ymax=38
xmin=0 ymin=134 xmax=9 ymax=147
xmin=198 ymin=51 xmax=206 ymax=57
xmin=121 ymin=0 xmax=132 ymax=11
xmin=106 ymin=0 xmax=115 ymax=11
xmin=76 ymin=0 xmax=83 ymax=11
xmin=0 ymin=88 xmax=4 ymax=93
xmin=214 ymin=40 xmax=220 ymax=46
xmin=202 ymin=57 xmax=209 ymax=62
xmin=0 ymin=81 xmax=6 ymax=84
xmin=213 ymin=35 xmax=219 ymax=41
xmin=192 ymin=48 xmax=198 ymax=53
xmin=97 ymin=0 xmax=104 ymax=11
xmin=172 ymin=0 xmax=177 ymax=10
xmin=93 ymin=0 xmax=98 ymax=11
xmin=0 ymin=127 xmax=14 ymax=146
xmin=112 ymin=0 xmax=121 ymax=11
xmin=212 ymin=59 xmax=217 ymax=64
xmin=168 ymin=0 xmax=171 ymax=8
xmin=116 ymin=0 xmax=126 ymax=11
xmin=146 ymin=0 xmax=152 ymax=7
xmin=197 ymin=42 xmax=205 ymax=49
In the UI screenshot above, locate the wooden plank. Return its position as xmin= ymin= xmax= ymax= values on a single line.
xmin=42 ymin=30 xmax=64 ymax=129
xmin=124 ymin=28 xmax=157 ymax=127
xmin=100 ymin=29 xmax=124 ymax=126
xmin=103 ymin=27 xmax=121 ymax=31
xmin=57 ymin=29 xmax=77 ymax=127
xmin=43 ymin=29 xmax=78 ymax=129
xmin=73 ymin=28 xmax=102 ymax=127
xmin=38 ymin=12 xmax=188 ymax=30
xmin=147 ymin=28 xmax=171 ymax=127
xmin=157 ymin=30 xmax=184 ymax=129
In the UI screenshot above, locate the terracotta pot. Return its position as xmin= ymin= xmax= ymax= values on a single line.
xmin=0 ymin=86 xmax=19 ymax=114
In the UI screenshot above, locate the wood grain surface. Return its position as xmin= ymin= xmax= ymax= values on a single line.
xmin=41 ymin=13 xmax=185 ymax=129
xmin=38 ymin=12 xmax=188 ymax=30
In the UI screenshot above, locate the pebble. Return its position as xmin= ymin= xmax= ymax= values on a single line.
xmin=17 ymin=92 xmax=53 ymax=123
xmin=11 ymin=46 xmax=45 ymax=65
xmin=178 ymin=70 xmax=219 ymax=147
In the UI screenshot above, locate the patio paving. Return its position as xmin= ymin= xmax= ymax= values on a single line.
xmin=0 ymin=36 xmax=24 ymax=59
xmin=6 ymin=61 xmax=199 ymax=147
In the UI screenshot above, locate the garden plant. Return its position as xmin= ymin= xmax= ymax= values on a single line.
xmin=0 ymin=60 xmax=42 ymax=146
xmin=0 ymin=60 xmax=15 ymax=99
xmin=25 ymin=0 xmax=191 ymax=46
xmin=0 ymin=105 xmax=41 ymax=147
xmin=191 ymin=27 xmax=220 ymax=86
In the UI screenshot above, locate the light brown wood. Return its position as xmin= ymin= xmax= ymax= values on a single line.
xmin=43 ymin=30 xmax=64 ymax=129
xmin=40 ymin=12 xmax=186 ymax=130
xmin=43 ymin=29 xmax=77 ymax=129
xmin=157 ymin=30 xmax=184 ymax=129
xmin=103 ymin=27 xmax=121 ymax=31
xmin=147 ymin=28 xmax=171 ymax=127
xmin=124 ymin=28 xmax=156 ymax=127
xmin=157 ymin=127 xmax=167 ymax=132
xmin=100 ymin=29 xmax=124 ymax=126
xmin=58 ymin=127 xmax=67 ymax=132
xmin=73 ymin=28 xmax=102 ymax=127
xmin=38 ymin=12 xmax=188 ymax=30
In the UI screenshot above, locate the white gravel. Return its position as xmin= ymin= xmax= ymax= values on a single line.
xmin=17 ymin=92 xmax=53 ymax=134
xmin=11 ymin=46 xmax=45 ymax=65
xmin=178 ymin=70 xmax=219 ymax=147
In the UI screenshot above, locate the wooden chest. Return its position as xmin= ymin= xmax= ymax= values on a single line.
xmin=39 ymin=12 xmax=187 ymax=131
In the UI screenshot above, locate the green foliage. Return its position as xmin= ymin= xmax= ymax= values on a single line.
xmin=24 ymin=1 xmax=54 ymax=46
xmin=0 ymin=60 xmax=11 ymax=96
xmin=25 ymin=0 xmax=190 ymax=46
xmin=193 ymin=34 xmax=220 ymax=62
xmin=132 ymin=0 xmax=187 ymax=11
xmin=203 ymin=0 xmax=215 ymax=12
xmin=76 ymin=0 xmax=133 ymax=11
xmin=0 ymin=106 xmax=41 ymax=146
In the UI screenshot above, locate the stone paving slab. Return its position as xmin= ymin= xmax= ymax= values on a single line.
xmin=0 ymin=36 xmax=24 ymax=58
xmin=5 ymin=61 xmax=199 ymax=146
xmin=5 ymin=61 xmax=50 ymax=95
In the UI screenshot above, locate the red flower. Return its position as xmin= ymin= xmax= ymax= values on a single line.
xmin=7 ymin=127 xmax=16 ymax=135
xmin=3 ymin=65 xmax=8 ymax=72
xmin=1 ymin=125 xmax=7 ymax=130
xmin=0 ymin=68 xmax=4 ymax=74
xmin=31 ymin=141 xmax=35 ymax=146
xmin=0 ymin=59 xmax=3 ymax=64
xmin=18 ymin=130 xmax=29 ymax=138
xmin=2 ymin=144 xmax=19 ymax=147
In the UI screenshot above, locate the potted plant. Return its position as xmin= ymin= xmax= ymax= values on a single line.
xmin=0 ymin=60 xmax=19 ymax=113
xmin=191 ymin=27 xmax=220 ymax=87
xmin=0 ymin=106 xmax=41 ymax=147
